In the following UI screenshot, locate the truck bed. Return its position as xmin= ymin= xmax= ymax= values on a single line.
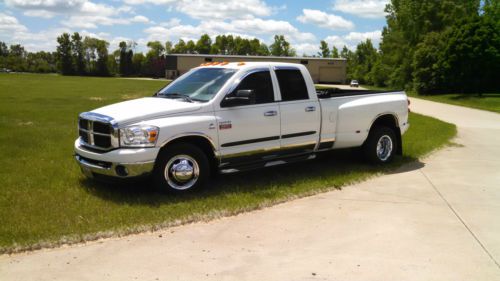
xmin=316 ymin=88 xmax=400 ymax=99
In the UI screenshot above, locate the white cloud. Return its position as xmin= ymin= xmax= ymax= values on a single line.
xmin=132 ymin=15 xmax=150 ymax=23
xmin=297 ymin=9 xmax=354 ymax=30
xmin=5 ymin=0 xmax=86 ymax=14
xmin=324 ymin=30 xmax=382 ymax=50
xmin=6 ymin=0 xmax=148 ymax=29
xmin=143 ymin=17 xmax=316 ymax=47
xmin=175 ymin=0 xmax=273 ymax=20
xmin=0 ymin=12 xmax=28 ymax=33
xmin=24 ymin=10 xmax=57 ymax=19
xmin=294 ymin=43 xmax=319 ymax=56
xmin=124 ymin=0 xmax=275 ymax=20
xmin=124 ymin=0 xmax=176 ymax=4
xmin=333 ymin=0 xmax=389 ymax=19
xmin=344 ymin=30 xmax=382 ymax=44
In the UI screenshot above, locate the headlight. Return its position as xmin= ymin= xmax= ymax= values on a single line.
xmin=119 ymin=125 xmax=159 ymax=147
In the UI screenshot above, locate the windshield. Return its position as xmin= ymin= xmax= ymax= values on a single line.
xmin=157 ymin=68 xmax=237 ymax=102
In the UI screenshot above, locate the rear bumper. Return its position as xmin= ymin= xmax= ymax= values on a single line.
xmin=74 ymin=138 xmax=159 ymax=178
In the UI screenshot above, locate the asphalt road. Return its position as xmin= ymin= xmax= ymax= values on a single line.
xmin=1 ymin=98 xmax=500 ymax=281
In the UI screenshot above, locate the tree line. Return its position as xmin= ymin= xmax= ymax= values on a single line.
xmin=0 ymin=34 xmax=301 ymax=78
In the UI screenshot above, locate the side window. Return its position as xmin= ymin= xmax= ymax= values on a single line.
xmin=275 ymin=69 xmax=309 ymax=101
xmin=231 ymin=71 xmax=274 ymax=105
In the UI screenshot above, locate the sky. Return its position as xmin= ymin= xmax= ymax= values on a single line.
xmin=0 ymin=0 xmax=389 ymax=55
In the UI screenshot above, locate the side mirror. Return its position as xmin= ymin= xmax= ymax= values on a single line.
xmin=221 ymin=89 xmax=255 ymax=107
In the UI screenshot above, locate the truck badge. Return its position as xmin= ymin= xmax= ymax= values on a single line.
xmin=219 ymin=121 xmax=232 ymax=130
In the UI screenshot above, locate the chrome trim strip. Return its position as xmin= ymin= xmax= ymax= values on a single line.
xmin=319 ymin=137 xmax=336 ymax=143
xmin=79 ymin=112 xmax=117 ymax=125
xmin=79 ymin=128 xmax=110 ymax=136
xmin=280 ymin=141 xmax=317 ymax=150
xmin=78 ymin=138 xmax=113 ymax=151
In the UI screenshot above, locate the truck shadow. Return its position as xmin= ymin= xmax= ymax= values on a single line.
xmin=79 ymin=149 xmax=425 ymax=206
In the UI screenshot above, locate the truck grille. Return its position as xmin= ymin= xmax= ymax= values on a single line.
xmin=78 ymin=113 xmax=117 ymax=151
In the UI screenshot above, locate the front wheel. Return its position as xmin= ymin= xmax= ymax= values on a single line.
xmin=363 ymin=126 xmax=397 ymax=164
xmin=153 ymin=143 xmax=209 ymax=193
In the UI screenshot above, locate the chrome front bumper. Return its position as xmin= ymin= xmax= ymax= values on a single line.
xmin=75 ymin=154 xmax=155 ymax=178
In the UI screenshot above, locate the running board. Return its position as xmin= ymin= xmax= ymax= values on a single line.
xmin=220 ymin=153 xmax=316 ymax=174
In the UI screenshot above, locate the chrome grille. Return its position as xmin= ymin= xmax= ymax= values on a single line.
xmin=78 ymin=112 xmax=118 ymax=151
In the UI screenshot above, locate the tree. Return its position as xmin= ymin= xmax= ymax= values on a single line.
xmin=132 ymin=52 xmax=145 ymax=75
xmin=349 ymin=39 xmax=378 ymax=84
xmin=71 ymin=32 xmax=85 ymax=75
xmin=173 ymin=39 xmax=187 ymax=53
xmin=379 ymin=0 xmax=481 ymax=89
xmin=146 ymin=41 xmax=165 ymax=58
xmin=413 ymin=15 xmax=500 ymax=94
xmin=95 ymin=39 xmax=110 ymax=76
xmin=118 ymin=41 xmax=134 ymax=76
xmin=318 ymin=40 xmax=330 ymax=58
xmin=165 ymin=41 xmax=173 ymax=54
xmin=331 ymin=46 xmax=339 ymax=58
xmin=57 ymin=33 xmax=74 ymax=75
xmin=186 ymin=40 xmax=196 ymax=54
xmin=0 ymin=42 xmax=8 ymax=57
xmin=195 ymin=34 xmax=212 ymax=54
xmin=270 ymin=35 xmax=295 ymax=57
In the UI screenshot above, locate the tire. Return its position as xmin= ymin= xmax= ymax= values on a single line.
xmin=153 ymin=143 xmax=210 ymax=193
xmin=363 ymin=126 xmax=397 ymax=164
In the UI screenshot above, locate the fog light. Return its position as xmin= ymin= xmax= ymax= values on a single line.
xmin=115 ymin=165 xmax=128 ymax=177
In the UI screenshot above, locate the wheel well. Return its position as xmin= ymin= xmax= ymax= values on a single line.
xmin=369 ymin=114 xmax=402 ymax=155
xmin=160 ymin=136 xmax=219 ymax=173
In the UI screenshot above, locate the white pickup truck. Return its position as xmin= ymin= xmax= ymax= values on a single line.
xmin=75 ymin=62 xmax=409 ymax=192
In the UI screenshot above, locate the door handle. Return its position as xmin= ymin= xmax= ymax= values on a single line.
xmin=305 ymin=106 xmax=316 ymax=112
xmin=264 ymin=110 xmax=278 ymax=116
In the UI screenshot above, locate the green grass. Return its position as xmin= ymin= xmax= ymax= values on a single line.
xmin=0 ymin=73 xmax=456 ymax=253
xmin=407 ymin=92 xmax=500 ymax=114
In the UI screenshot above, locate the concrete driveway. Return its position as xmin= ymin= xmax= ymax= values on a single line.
xmin=1 ymin=98 xmax=500 ymax=281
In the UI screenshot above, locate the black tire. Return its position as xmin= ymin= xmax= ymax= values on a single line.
xmin=153 ymin=143 xmax=210 ymax=193
xmin=363 ymin=126 xmax=397 ymax=164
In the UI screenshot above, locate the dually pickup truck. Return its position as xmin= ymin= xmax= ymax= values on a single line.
xmin=75 ymin=62 xmax=410 ymax=192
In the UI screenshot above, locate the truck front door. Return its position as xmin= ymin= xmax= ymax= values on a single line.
xmin=216 ymin=69 xmax=280 ymax=168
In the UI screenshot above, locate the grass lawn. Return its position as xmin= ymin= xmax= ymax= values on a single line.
xmin=407 ymin=92 xmax=500 ymax=114
xmin=0 ymin=73 xmax=456 ymax=253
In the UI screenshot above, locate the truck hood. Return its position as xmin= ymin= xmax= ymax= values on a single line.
xmin=91 ymin=97 xmax=202 ymax=124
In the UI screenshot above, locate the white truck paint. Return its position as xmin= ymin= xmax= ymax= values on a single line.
xmin=75 ymin=62 xmax=409 ymax=192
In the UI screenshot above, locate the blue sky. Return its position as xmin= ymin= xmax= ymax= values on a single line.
xmin=0 ymin=0 xmax=388 ymax=55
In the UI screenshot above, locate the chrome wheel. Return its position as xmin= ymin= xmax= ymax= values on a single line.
xmin=376 ymin=135 xmax=393 ymax=161
xmin=164 ymin=155 xmax=200 ymax=190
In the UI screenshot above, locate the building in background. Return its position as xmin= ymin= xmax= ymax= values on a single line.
xmin=165 ymin=54 xmax=346 ymax=84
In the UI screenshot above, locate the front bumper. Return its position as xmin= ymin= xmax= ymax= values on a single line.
xmin=75 ymin=154 xmax=155 ymax=178
xmin=74 ymin=138 xmax=159 ymax=178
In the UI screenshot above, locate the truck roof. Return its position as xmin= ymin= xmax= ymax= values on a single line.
xmin=196 ymin=61 xmax=306 ymax=70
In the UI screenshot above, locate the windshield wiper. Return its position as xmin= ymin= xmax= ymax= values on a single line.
xmin=160 ymin=92 xmax=194 ymax=103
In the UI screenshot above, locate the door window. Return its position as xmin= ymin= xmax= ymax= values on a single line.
xmin=227 ymin=71 xmax=274 ymax=105
xmin=275 ymin=69 xmax=309 ymax=101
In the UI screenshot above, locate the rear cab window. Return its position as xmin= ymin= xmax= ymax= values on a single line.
xmin=275 ymin=69 xmax=310 ymax=101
